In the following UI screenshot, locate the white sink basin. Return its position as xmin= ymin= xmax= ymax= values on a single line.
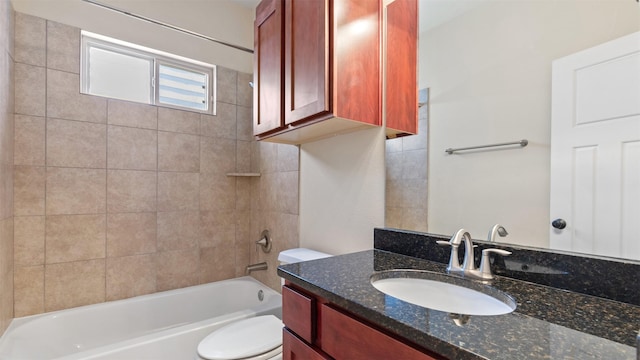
xmin=371 ymin=271 xmax=516 ymax=316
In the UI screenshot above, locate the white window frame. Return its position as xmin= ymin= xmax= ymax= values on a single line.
xmin=81 ymin=31 xmax=216 ymax=115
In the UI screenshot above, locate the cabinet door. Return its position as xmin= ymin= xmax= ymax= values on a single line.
xmin=254 ymin=0 xmax=284 ymax=135
xmin=385 ymin=0 xmax=418 ymax=136
xmin=319 ymin=304 xmax=441 ymax=360
xmin=284 ymin=0 xmax=331 ymax=125
xmin=283 ymin=328 xmax=331 ymax=360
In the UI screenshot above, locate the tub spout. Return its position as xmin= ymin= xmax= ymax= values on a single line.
xmin=246 ymin=262 xmax=268 ymax=275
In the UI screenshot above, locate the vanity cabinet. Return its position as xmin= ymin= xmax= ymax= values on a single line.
xmin=282 ymin=284 xmax=443 ymax=360
xmin=253 ymin=0 xmax=417 ymax=144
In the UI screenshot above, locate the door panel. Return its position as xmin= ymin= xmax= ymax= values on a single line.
xmin=550 ymin=32 xmax=640 ymax=260
xmin=284 ymin=0 xmax=330 ymax=125
xmin=254 ymin=0 xmax=284 ymax=135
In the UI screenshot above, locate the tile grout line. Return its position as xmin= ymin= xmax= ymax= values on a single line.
xmin=41 ymin=19 xmax=48 ymax=314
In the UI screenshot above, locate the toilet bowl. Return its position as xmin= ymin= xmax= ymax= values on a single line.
xmin=195 ymin=248 xmax=331 ymax=360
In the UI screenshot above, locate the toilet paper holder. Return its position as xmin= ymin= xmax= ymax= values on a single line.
xmin=256 ymin=230 xmax=272 ymax=253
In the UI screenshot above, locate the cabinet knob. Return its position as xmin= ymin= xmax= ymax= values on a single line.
xmin=552 ymin=219 xmax=567 ymax=230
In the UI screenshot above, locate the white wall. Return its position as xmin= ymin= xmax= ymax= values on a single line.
xmin=299 ymin=127 xmax=386 ymax=255
xmin=421 ymin=0 xmax=639 ymax=247
xmin=10 ymin=0 xmax=254 ymax=73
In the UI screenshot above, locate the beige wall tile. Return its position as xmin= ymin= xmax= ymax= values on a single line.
xmin=385 ymin=179 xmax=403 ymax=208
xmin=0 ymin=163 xmax=13 ymax=219
xmin=277 ymin=172 xmax=298 ymax=215
xmin=217 ymin=67 xmax=237 ymax=105
xmin=402 ymin=208 xmax=427 ymax=232
xmin=15 ymin=63 xmax=45 ymax=116
xmin=47 ymin=69 xmax=107 ymax=123
xmin=385 ymin=207 xmax=403 ymax=229
xmin=258 ymin=172 xmax=277 ymax=212
xmin=158 ymin=132 xmax=199 ymax=172
xmin=46 ymin=167 xmax=106 ymax=215
xmin=236 ymin=105 xmax=253 ymax=141
xmin=14 ymin=13 xmax=46 ymax=67
xmin=46 ymin=214 xmax=106 ymax=264
xmin=157 ymin=211 xmax=200 ymax=252
xmin=385 ymin=152 xmax=403 ymax=181
xmin=273 ymin=212 xmax=299 ymax=251
xmin=14 ymin=216 xmax=44 ymax=266
xmin=400 ymin=179 xmax=428 ymax=209
xmin=107 ymin=99 xmax=157 ymax=129
xmin=14 ymin=115 xmax=45 ymax=166
xmin=199 ymin=174 xmax=235 ymax=211
xmin=158 ymin=107 xmax=200 ymax=135
xmin=107 ymin=170 xmax=156 ymax=213
xmin=201 ymin=102 xmax=235 ymax=139
xmin=47 ymin=118 xmax=107 ymax=168
xmin=402 ymin=149 xmax=427 ymax=180
xmin=14 ymin=265 xmax=44 ymax=317
xmin=106 ymin=254 xmax=155 ymax=301
xmin=237 ymin=72 xmax=253 ymax=108
xmin=107 ymin=125 xmax=157 ymax=170
xmin=234 ymin=212 xmax=251 ymax=277
xmin=155 ymin=249 xmax=199 ymax=291
xmin=200 ymin=137 xmax=236 ymax=174
xmin=236 ymin=141 xmax=251 ymax=173
xmin=257 ymin=142 xmax=277 ymax=174
xmin=107 ymin=212 xmax=156 ymax=257
xmin=199 ymin=246 xmax=235 ymax=284
xmin=46 ymin=21 xmax=79 ymax=73
xmin=0 ymin=217 xmax=14 ymax=305
xmin=200 ymin=210 xmax=235 ymax=248
xmin=276 ymin=144 xmax=299 ymax=172
xmin=157 ymin=172 xmax=199 ymax=211
xmin=14 ymin=165 xmax=45 ymax=216
xmin=44 ymin=259 xmax=105 ymax=312
xmin=235 ymin=178 xmax=251 ymax=211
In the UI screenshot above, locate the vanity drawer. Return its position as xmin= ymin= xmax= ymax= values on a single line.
xmin=318 ymin=304 xmax=441 ymax=360
xmin=283 ymin=328 xmax=331 ymax=360
xmin=282 ymin=285 xmax=315 ymax=343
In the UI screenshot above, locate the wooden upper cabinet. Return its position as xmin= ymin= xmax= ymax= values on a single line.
xmin=254 ymin=0 xmax=383 ymax=144
xmin=253 ymin=0 xmax=284 ymax=135
xmin=385 ymin=0 xmax=418 ymax=137
xmin=284 ymin=0 xmax=330 ymax=125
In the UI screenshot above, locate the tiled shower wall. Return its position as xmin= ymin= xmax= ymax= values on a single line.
xmin=12 ymin=13 xmax=301 ymax=317
xmin=385 ymin=89 xmax=428 ymax=232
xmin=0 ymin=0 xmax=15 ymax=334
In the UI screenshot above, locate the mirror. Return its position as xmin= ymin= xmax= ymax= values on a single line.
xmin=385 ymin=0 xmax=640 ymax=260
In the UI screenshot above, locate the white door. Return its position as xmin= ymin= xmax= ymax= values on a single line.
xmin=550 ymin=32 xmax=640 ymax=260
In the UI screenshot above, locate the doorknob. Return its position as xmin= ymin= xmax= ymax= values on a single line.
xmin=552 ymin=219 xmax=567 ymax=229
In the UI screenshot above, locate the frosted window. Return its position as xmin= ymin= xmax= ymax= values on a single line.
xmin=81 ymin=31 xmax=215 ymax=114
xmin=158 ymin=64 xmax=208 ymax=111
xmin=88 ymin=47 xmax=152 ymax=104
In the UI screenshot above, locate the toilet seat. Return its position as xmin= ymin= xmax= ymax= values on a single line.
xmin=197 ymin=315 xmax=283 ymax=360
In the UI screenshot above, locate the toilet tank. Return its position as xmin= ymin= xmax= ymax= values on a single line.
xmin=278 ymin=248 xmax=332 ymax=265
xmin=278 ymin=248 xmax=332 ymax=286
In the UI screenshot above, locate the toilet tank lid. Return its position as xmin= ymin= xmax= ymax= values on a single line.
xmin=278 ymin=248 xmax=332 ymax=263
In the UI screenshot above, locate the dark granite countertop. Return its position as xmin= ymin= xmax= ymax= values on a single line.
xmin=277 ymin=250 xmax=640 ymax=360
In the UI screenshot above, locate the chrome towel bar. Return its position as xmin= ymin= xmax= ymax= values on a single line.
xmin=445 ymin=139 xmax=528 ymax=155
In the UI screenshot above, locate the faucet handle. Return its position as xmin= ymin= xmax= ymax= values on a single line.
xmin=479 ymin=248 xmax=512 ymax=280
xmin=436 ymin=240 xmax=451 ymax=246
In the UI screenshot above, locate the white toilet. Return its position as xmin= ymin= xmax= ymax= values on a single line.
xmin=195 ymin=248 xmax=332 ymax=360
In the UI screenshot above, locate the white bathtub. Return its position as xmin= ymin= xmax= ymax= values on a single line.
xmin=0 ymin=277 xmax=282 ymax=360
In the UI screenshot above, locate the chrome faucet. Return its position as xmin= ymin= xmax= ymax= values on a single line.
xmin=437 ymin=229 xmax=475 ymax=274
xmin=487 ymin=224 xmax=508 ymax=242
xmin=438 ymin=228 xmax=511 ymax=281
